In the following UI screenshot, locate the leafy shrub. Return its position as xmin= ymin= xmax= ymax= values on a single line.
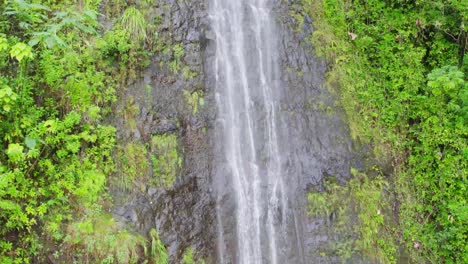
xmin=301 ymin=0 xmax=467 ymax=262
xmin=308 ymin=169 xmax=397 ymax=263
xmin=0 ymin=1 xmax=152 ymax=262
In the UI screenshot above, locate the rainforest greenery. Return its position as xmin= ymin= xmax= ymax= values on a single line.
xmin=0 ymin=0 xmax=190 ymax=263
xmin=0 ymin=0 xmax=466 ymax=263
xmin=297 ymin=0 xmax=467 ymax=263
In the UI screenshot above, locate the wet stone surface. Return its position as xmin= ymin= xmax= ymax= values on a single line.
xmin=110 ymin=0 xmax=216 ymax=262
xmin=110 ymin=0 xmax=367 ymax=263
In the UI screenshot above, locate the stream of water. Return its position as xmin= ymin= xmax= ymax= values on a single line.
xmin=211 ymin=0 xmax=303 ymax=263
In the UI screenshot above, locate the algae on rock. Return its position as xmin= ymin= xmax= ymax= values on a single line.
xmin=183 ymin=90 xmax=205 ymax=115
xmin=150 ymin=134 xmax=182 ymax=188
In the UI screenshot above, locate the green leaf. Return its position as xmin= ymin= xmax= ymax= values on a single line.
xmin=6 ymin=143 xmax=24 ymax=163
xmin=25 ymin=137 xmax=37 ymax=149
xmin=28 ymin=3 xmax=51 ymax=11
xmin=43 ymin=119 xmax=58 ymax=133
xmin=28 ymin=37 xmax=41 ymax=47
xmin=83 ymin=10 xmax=98 ymax=21
xmin=0 ymin=36 xmax=8 ymax=52
xmin=0 ymin=200 xmax=21 ymax=211
xmin=65 ymin=139 xmax=80 ymax=154
xmin=10 ymin=42 xmax=33 ymax=62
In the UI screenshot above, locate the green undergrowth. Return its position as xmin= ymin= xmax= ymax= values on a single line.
xmin=151 ymin=134 xmax=182 ymax=189
xmin=184 ymin=90 xmax=205 ymax=115
xmin=114 ymin=133 xmax=181 ymax=193
xmin=298 ymin=0 xmax=467 ymax=263
xmin=148 ymin=228 xmax=169 ymax=264
xmin=181 ymin=247 xmax=206 ymax=264
xmin=115 ymin=142 xmax=149 ymax=191
xmin=308 ymin=168 xmax=397 ymax=263
xmin=59 ymin=210 xmax=144 ymax=264
xmin=0 ymin=0 xmax=173 ymax=262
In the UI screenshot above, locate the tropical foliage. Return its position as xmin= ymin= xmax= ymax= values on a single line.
xmin=299 ymin=0 xmax=467 ymax=263
xmin=0 ymin=0 xmax=169 ymax=262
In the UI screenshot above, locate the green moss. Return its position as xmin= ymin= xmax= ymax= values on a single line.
xmin=117 ymin=6 xmax=147 ymax=42
xmin=182 ymin=248 xmax=205 ymax=264
xmin=62 ymin=211 xmax=145 ymax=264
xmin=150 ymin=134 xmax=182 ymax=188
xmin=182 ymin=65 xmax=199 ymax=80
xmin=289 ymin=9 xmax=305 ymax=33
xmin=118 ymin=96 xmax=139 ymax=130
xmin=169 ymin=43 xmax=185 ymax=73
xmin=308 ymin=169 xmax=397 ymax=263
xmin=115 ymin=142 xmax=149 ymax=190
xmin=149 ymin=228 xmax=169 ymax=264
xmin=184 ymin=90 xmax=205 ymax=115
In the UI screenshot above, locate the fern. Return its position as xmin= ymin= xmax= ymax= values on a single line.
xmin=149 ymin=229 xmax=168 ymax=264
xmin=117 ymin=6 xmax=147 ymax=41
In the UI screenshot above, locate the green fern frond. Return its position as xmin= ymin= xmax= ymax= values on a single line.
xmin=118 ymin=6 xmax=147 ymax=41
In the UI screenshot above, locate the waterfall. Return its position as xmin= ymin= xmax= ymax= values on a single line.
xmin=211 ymin=0 xmax=303 ymax=263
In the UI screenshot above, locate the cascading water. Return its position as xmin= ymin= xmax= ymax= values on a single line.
xmin=211 ymin=0 xmax=303 ymax=263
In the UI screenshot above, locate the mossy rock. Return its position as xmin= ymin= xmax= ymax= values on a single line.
xmin=150 ymin=134 xmax=182 ymax=188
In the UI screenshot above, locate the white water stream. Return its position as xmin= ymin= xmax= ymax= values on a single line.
xmin=211 ymin=0 xmax=297 ymax=263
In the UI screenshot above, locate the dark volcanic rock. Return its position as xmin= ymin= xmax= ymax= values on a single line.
xmin=111 ymin=0 xmax=366 ymax=263
xmin=111 ymin=0 xmax=216 ymax=263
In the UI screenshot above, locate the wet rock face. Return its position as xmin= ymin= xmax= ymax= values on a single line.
xmin=206 ymin=0 xmax=365 ymax=262
xmin=204 ymin=0 xmax=362 ymax=263
xmin=111 ymin=0 xmax=217 ymax=262
xmin=111 ymin=0 xmax=363 ymax=263
xmin=273 ymin=2 xmax=366 ymax=262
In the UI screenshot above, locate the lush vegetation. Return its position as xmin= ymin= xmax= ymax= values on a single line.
xmin=0 ymin=0 xmax=187 ymax=263
xmin=2 ymin=0 xmax=465 ymax=263
xmin=297 ymin=0 xmax=467 ymax=263
xmin=308 ymin=169 xmax=397 ymax=263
